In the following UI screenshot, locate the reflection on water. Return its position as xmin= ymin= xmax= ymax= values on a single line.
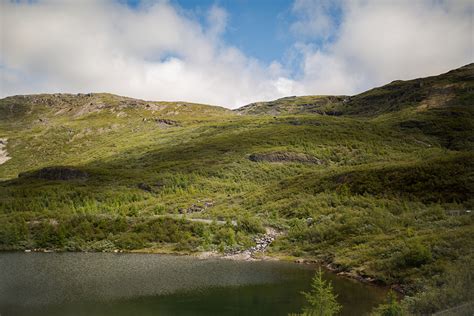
xmin=0 ymin=253 xmax=386 ymax=315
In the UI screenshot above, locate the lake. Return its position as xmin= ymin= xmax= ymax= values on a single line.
xmin=0 ymin=252 xmax=386 ymax=315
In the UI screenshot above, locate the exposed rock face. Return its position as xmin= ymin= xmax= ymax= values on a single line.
xmin=19 ymin=167 xmax=88 ymax=180
xmin=249 ymin=151 xmax=322 ymax=164
xmin=155 ymin=118 xmax=179 ymax=126
xmin=0 ymin=138 xmax=11 ymax=165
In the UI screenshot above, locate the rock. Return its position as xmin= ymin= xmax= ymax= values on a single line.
xmin=203 ymin=201 xmax=214 ymax=208
xmin=155 ymin=118 xmax=179 ymax=127
xmin=248 ymin=151 xmax=322 ymax=164
xmin=188 ymin=204 xmax=204 ymax=213
xmin=180 ymin=203 xmax=205 ymax=214
xmin=137 ymin=182 xmax=153 ymax=192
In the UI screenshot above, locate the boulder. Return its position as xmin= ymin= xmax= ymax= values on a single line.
xmin=137 ymin=182 xmax=153 ymax=192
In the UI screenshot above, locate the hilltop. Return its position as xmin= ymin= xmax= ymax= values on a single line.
xmin=0 ymin=92 xmax=231 ymax=122
xmin=237 ymin=64 xmax=474 ymax=151
xmin=0 ymin=64 xmax=473 ymax=314
xmin=237 ymin=63 xmax=474 ymax=116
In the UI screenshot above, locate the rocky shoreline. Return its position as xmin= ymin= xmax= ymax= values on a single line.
xmin=218 ymin=227 xmax=280 ymax=261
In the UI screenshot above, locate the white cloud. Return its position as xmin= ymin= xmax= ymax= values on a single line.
xmin=0 ymin=0 xmax=289 ymax=108
xmin=207 ymin=5 xmax=228 ymax=38
xmin=291 ymin=0 xmax=473 ymax=95
xmin=0 ymin=0 xmax=472 ymax=108
xmin=290 ymin=0 xmax=340 ymax=40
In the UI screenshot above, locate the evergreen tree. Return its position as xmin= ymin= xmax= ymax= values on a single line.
xmin=298 ymin=268 xmax=342 ymax=316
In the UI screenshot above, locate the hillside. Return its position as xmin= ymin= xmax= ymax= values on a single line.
xmin=237 ymin=64 xmax=474 ymax=152
xmin=236 ymin=95 xmax=347 ymax=116
xmin=237 ymin=63 xmax=474 ymax=116
xmin=0 ymin=65 xmax=473 ymax=314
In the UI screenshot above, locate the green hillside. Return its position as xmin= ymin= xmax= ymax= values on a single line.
xmin=1 ymin=65 xmax=473 ymax=314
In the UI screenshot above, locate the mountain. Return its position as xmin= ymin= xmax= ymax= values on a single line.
xmin=236 ymin=95 xmax=348 ymax=116
xmin=237 ymin=63 xmax=474 ymax=116
xmin=0 ymin=64 xmax=473 ymax=313
xmin=238 ymin=64 xmax=474 ymax=152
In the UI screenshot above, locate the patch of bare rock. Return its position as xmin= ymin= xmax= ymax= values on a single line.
xmin=0 ymin=138 xmax=11 ymax=165
xmin=249 ymin=151 xmax=322 ymax=164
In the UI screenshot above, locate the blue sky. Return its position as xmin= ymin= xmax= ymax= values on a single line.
xmin=1 ymin=0 xmax=472 ymax=107
xmin=122 ymin=0 xmax=343 ymax=75
xmin=173 ymin=0 xmax=296 ymax=64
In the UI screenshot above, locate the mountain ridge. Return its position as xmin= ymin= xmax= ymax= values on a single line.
xmin=2 ymin=63 xmax=472 ymax=119
xmin=236 ymin=63 xmax=473 ymax=116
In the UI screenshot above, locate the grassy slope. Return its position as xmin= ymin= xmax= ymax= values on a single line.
xmin=1 ymin=66 xmax=473 ymax=313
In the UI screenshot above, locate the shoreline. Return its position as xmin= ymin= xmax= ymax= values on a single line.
xmin=9 ymin=247 xmax=398 ymax=294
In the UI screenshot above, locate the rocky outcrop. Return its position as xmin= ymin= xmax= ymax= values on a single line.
xmin=0 ymin=138 xmax=11 ymax=165
xmin=249 ymin=151 xmax=322 ymax=164
xmin=19 ymin=167 xmax=88 ymax=180
xmin=155 ymin=118 xmax=179 ymax=127
xmin=223 ymin=227 xmax=281 ymax=260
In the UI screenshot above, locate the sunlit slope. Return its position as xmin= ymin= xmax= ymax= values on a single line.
xmin=237 ymin=63 xmax=474 ymax=150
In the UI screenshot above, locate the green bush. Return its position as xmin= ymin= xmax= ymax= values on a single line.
xmin=113 ymin=233 xmax=146 ymax=249
xmin=371 ymin=291 xmax=405 ymax=316
xmin=237 ymin=216 xmax=265 ymax=234
xmin=393 ymin=239 xmax=432 ymax=268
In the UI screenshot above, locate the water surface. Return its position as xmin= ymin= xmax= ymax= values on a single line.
xmin=0 ymin=252 xmax=386 ymax=315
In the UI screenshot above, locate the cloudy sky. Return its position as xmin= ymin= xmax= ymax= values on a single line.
xmin=1 ymin=0 xmax=472 ymax=108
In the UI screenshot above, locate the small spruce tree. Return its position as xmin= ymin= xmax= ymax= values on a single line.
xmin=293 ymin=268 xmax=342 ymax=316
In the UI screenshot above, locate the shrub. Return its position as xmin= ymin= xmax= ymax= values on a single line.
xmin=237 ymin=216 xmax=265 ymax=234
xmin=114 ymin=233 xmax=146 ymax=249
xmin=371 ymin=291 xmax=405 ymax=316
xmin=394 ymin=239 xmax=432 ymax=268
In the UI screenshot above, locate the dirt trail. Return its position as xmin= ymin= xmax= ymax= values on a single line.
xmin=154 ymin=214 xmax=237 ymax=226
xmin=0 ymin=138 xmax=11 ymax=165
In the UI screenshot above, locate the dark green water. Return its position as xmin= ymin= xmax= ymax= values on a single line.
xmin=0 ymin=253 xmax=386 ymax=315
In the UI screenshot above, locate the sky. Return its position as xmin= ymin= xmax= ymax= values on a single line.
xmin=1 ymin=0 xmax=472 ymax=108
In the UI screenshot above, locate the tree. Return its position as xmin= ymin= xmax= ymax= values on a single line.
xmin=371 ymin=291 xmax=404 ymax=316
xmin=297 ymin=268 xmax=342 ymax=316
